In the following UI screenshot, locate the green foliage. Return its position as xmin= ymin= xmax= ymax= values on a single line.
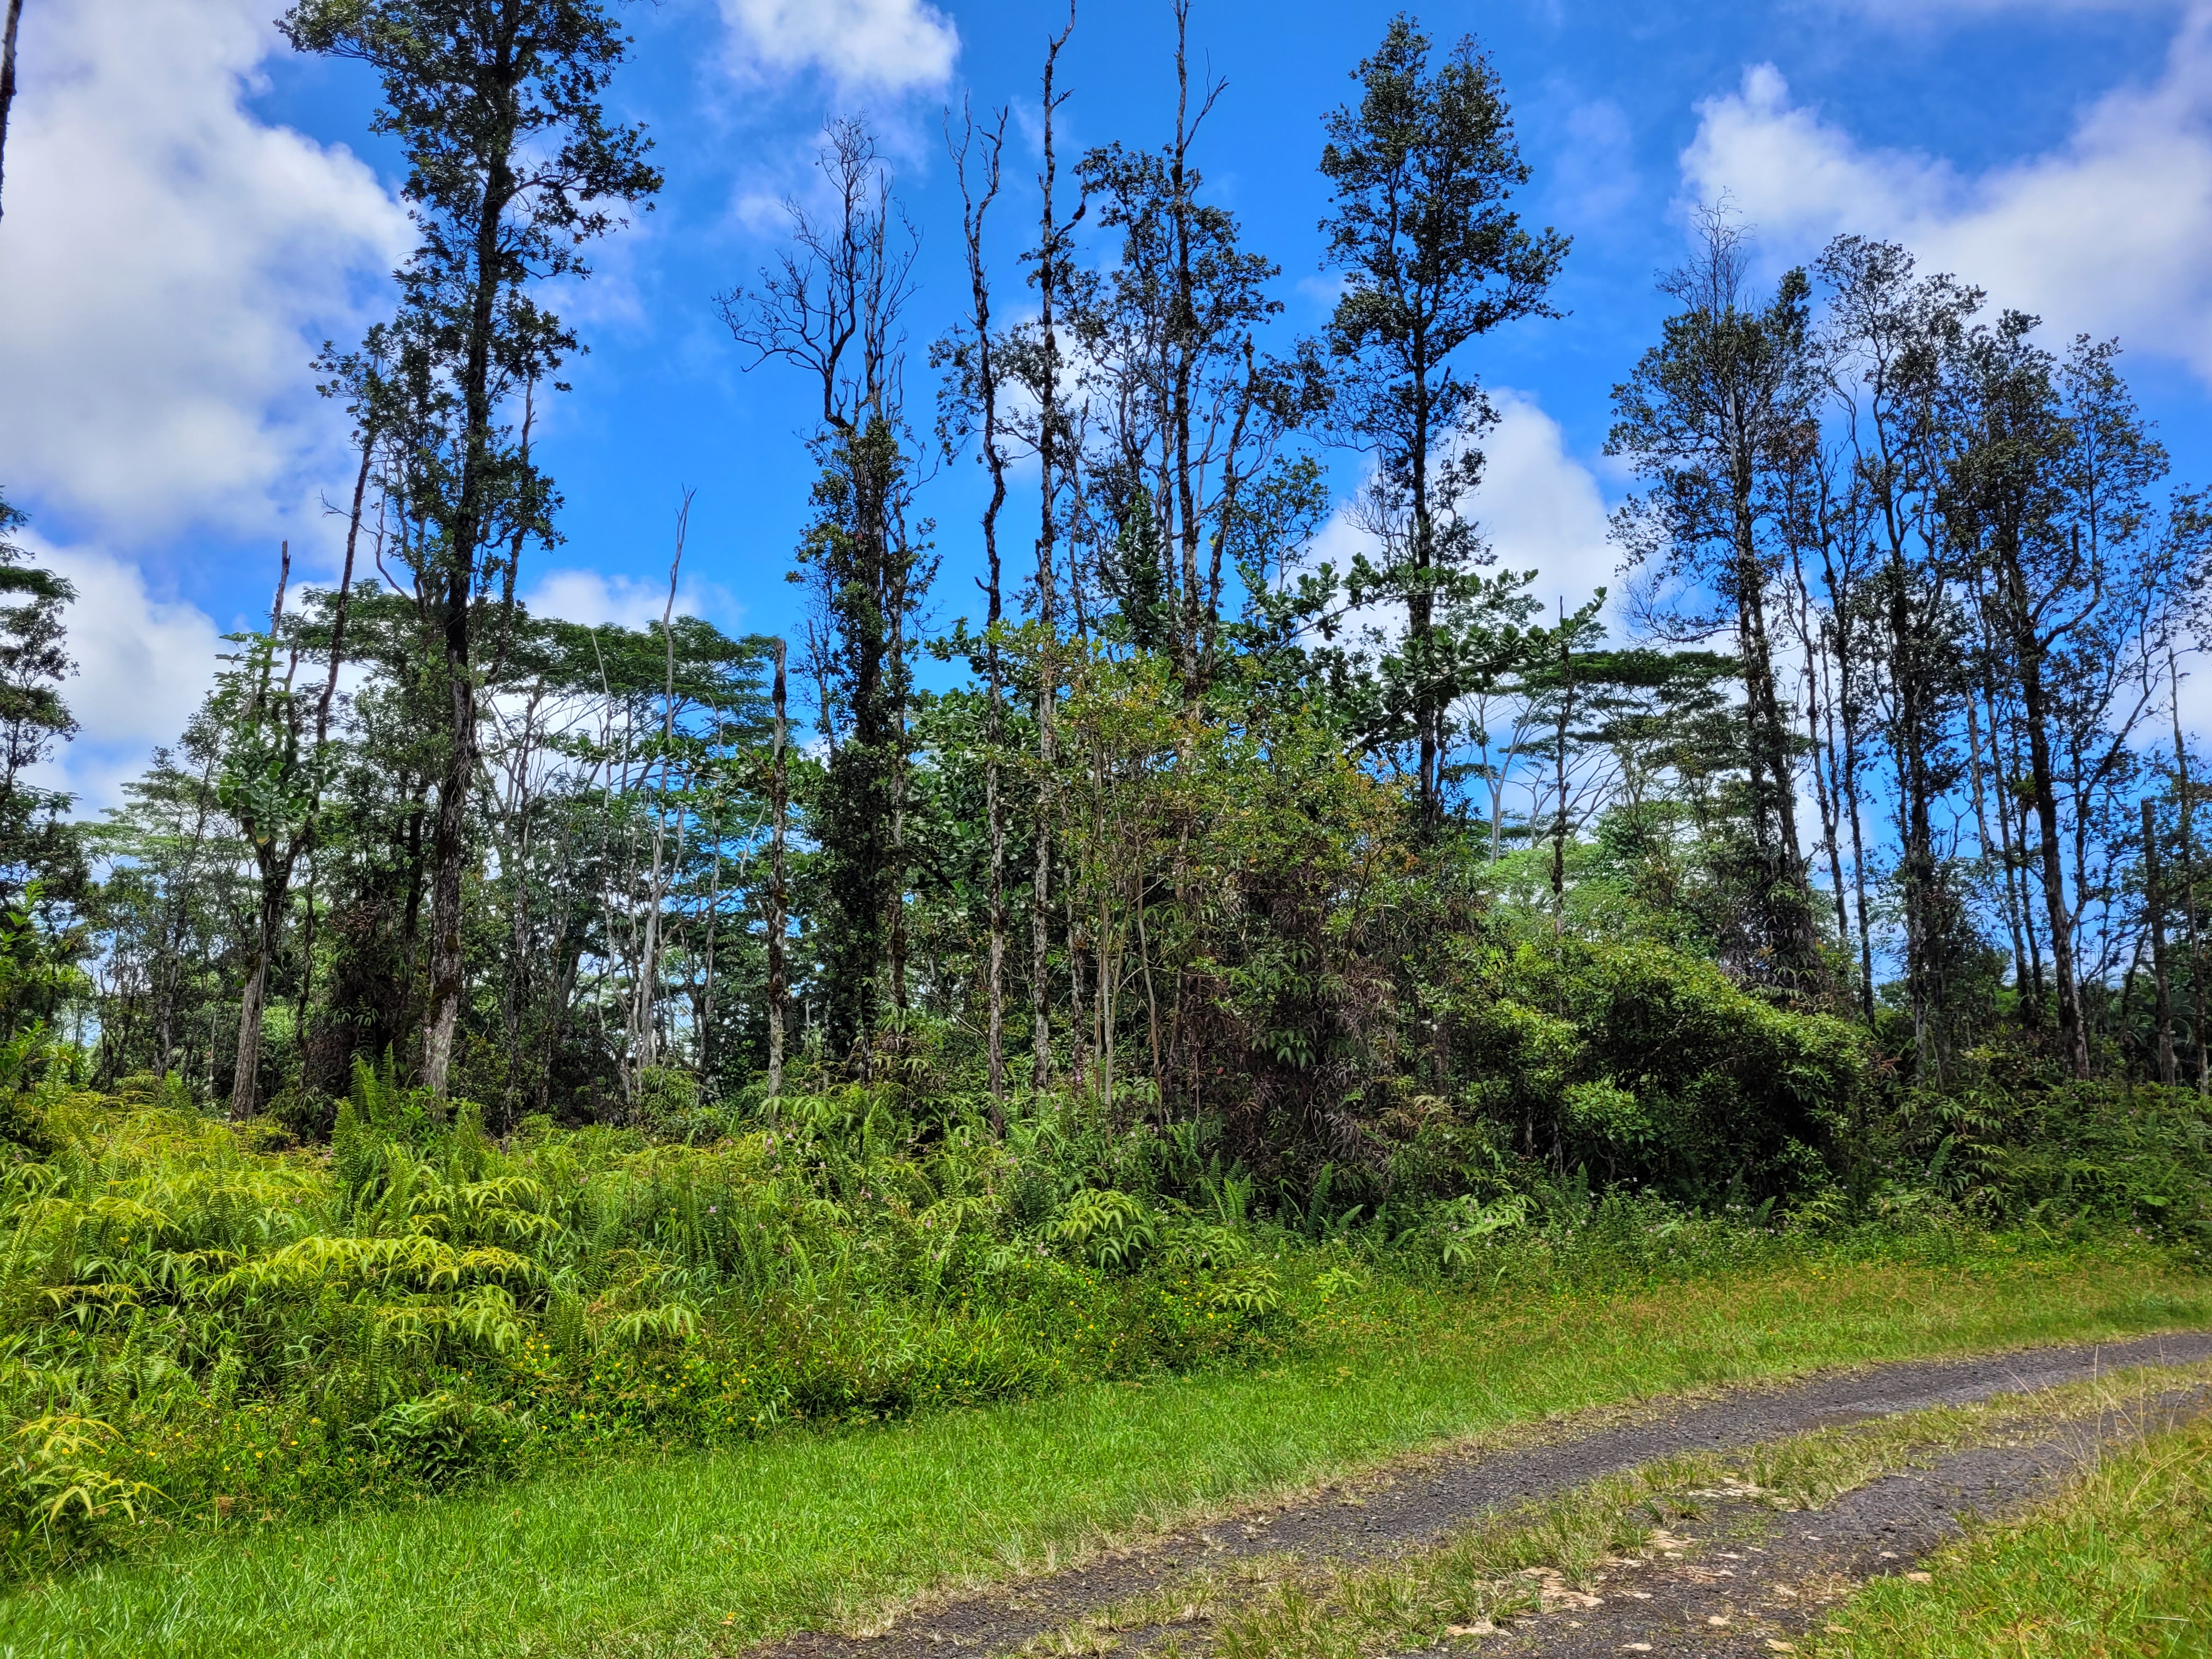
xmin=1863 ymin=1073 xmax=2212 ymax=1251
xmin=0 ymin=1085 xmax=1313 ymax=1578
xmin=1430 ymin=929 xmax=1864 ymax=1201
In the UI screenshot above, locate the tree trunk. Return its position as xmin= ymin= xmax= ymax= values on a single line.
xmin=766 ymin=640 xmax=788 ymax=1097
xmin=2172 ymin=668 xmax=2207 ymax=1092
xmin=2020 ymin=663 xmax=2088 ymax=1078
xmin=230 ymin=873 xmax=286 ymax=1119
xmin=1030 ymin=14 xmax=1071 ymax=1094
xmin=2145 ymin=796 xmax=2176 ymax=1085
xmin=420 ymin=574 xmax=476 ymax=1100
xmin=419 ymin=108 xmax=521 ymax=1099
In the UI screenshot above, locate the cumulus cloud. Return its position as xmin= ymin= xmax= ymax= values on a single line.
xmin=526 ymin=568 xmax=742 ymax=632
xmin=1679 ymin=7 xmax=2212 ymax=377
xmin=0 ymin=0 xmax=409 ymax=549
xmin=1306 ymin=390 xmax=1621 ymax=635
xmin=17 ymin=539 xmax=225 ymax=813
xmin=1474 ymin=391 xmax=1618 ymax=616
xmin=718 ymin=0 xmax=959 ymax=93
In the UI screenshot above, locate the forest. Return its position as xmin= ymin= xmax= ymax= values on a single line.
xmin=1 ymin=0 xmax=2211 ymax=1623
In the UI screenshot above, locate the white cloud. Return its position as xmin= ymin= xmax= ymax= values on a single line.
xmin=0 ymin=0 xmax=409 ymax=547
xmin=1679 ymin=8 xmax=2212 ymax=377
xmin=1305 ymin=390 xmax=1620 ymax=637
xmin=718 ymin=0 xmax=959 ymax=93
xmin=18 ymin=539 xmax=224 ymax=813
xmin=526 ymin=568 xmax=742 ymax=632
xmin=1474 ymin=391 xmax=1618 ymax=617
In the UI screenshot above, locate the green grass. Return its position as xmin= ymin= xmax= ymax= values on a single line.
xmin=1803 ymin=1395 xmax=2212 ymax=1658
xmin=1 ymin=1246 xmax=2204 ymax=1659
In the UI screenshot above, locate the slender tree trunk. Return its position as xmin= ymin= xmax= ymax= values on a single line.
xmin=420 ymin=579 xmax=477 ymax=1099
xmin=888 ymin=534 xmax=909 ymax=1017
xmin=766 ymin=640 xmax=788 ymax=1097
xmin=1837 ymin=654 xmax=1877 ymax=1026
xmin=419 ymin=107 xmax=523 ymax=1098
xmin=1803 ymin=629 xmax=1848 ymax=956
xmin=2172 ymin=663 xmax=2207 ymax=1092
xmin=230 ymin=872 xmax=286 ymax=1119
xmin=1030 ymin=11 xmax=1073 ymax=1093
xmin=1976 ymin=680 xmax=2033 ymax=1025
xmin=2022 ymin=675 xmax=2088 ymax=1077
xmin=1886 ymin=554 xmax=1941 ymax=1077
xmin=1549 ymin=619 xmax=1573 ymax=938
xmin=950 ymin=101 xmax=1010 ymax=1115
xmin=1032 ymin=706 xmax=1054 ymax=1092
xmin=698 ymin=709 xmax=726 ymax=1078
xmin=1999 ymin=533 xmax=2090 ymax=1079
xmin=228 ymin=546 xmax=295 ymax=1118
xmin=2145 ymin=797 xmax=2176 ymax=1085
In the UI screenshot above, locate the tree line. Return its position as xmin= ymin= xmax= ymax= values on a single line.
xmin=1 ymin=1 xmax=2207 ymax=1205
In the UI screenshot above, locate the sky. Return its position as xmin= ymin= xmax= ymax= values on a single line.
xmin=2 ymin=0 xmax=2210 ymax=810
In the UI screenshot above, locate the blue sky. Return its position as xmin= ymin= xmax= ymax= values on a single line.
xmin=3 ymin=0 xmax=2210 ymax=805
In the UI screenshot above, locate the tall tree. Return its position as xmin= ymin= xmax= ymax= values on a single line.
xmin=1818 ymin=236 xmax=1980 ymax=1075
xmin=281 ymin=0 xmax=660 ymax=1097
xmin=936 ymin=99 xmax=1013 ymax=1105
xmin=1950 ymin=324 xmax=2205 ymax=1077
xmin=1608 ymin=208 xmax=1821 ymax=986
xmin=720 ymin=119 xmax=925 ymax=1070
xmin=1025 ymin=7 xmax=1079 ymax=1090
xmin=1317 ymin=14 xmax=1567 ymax=833
xmin=1069 ymin=3 xmax=1310 ymax=696
xmin=0 ymin=487 xmax=75 ymax=888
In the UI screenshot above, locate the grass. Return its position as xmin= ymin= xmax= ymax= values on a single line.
xmin=0 ymin=1243 xmax=2204 ymax=1658
xmin=1802 ymin=1396 xmax=2212 ymax=1658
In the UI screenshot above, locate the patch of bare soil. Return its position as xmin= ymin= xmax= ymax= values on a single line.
xmin=746 ymin=1330 xmax=2212 ymax=1659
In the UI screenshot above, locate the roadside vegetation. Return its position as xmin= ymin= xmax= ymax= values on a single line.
xmin=0 ymin=1230 xmax=2202 ymax=1658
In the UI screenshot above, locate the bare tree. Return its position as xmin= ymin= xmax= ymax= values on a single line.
xmin=938 ymin=99 xmax=1013 ymax=1107
xmin=719 ymin=117 xmax=923 ymax=1068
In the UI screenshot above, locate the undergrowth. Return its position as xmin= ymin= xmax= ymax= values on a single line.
xmin=0 ymin=1058 xmax=2202 ymax=1584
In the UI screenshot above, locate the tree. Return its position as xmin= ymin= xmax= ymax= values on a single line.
xmin=719 ymin=119 xmax=928 ymax=1071
xmin=1317 ymin=14 xmax=1567 ymax=833
xmin=1949 ymin=324 xmax=2206 ymax=1077
xmin=0 ymin=487 xmax=76 ymax=889
xmin=1068 ymin=3 xmax=1313 ymax=697
xmin=280 ymin=0 xmax=661 ymax=1098
xmin=935 ymin=98 xmax=1014 ymax=1106
xmin=1817 ymin=236 xmax=1980 ymax=1075
xmin=0 ymin=487 xmax=86 ymax=1040
xmin=1607 ymin=208 xmax=1821 ymax=987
